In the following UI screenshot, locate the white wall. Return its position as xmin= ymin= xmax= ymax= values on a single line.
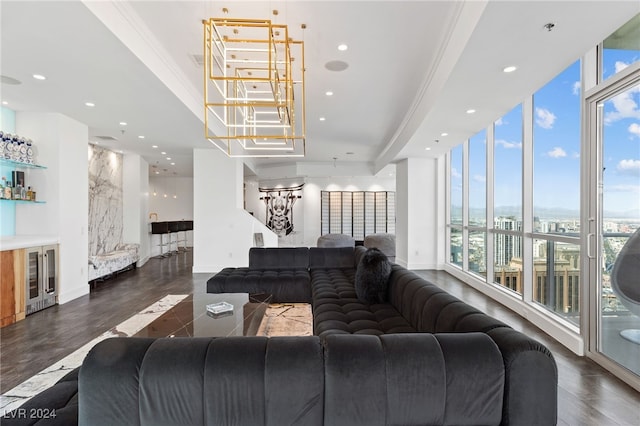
xmin=123 ymin=154 xmax=150 ymax=265
xmin=148 ymin=176 xmax=194 ymax=221
xmin=396 ymin=157 xmax=444 ymax=269
xmin=193 ymin=149 xmax=276 ymax=272
xmin=244 ymin=179 xmax=264 ymax=222
xmin=147 ymin=176 xmax=193 ymax=257
xmin=245 ymin=165 xmax=396 ymax=248
xmin=16 ymin=112 xmax=89 ymax=304
xmin=303 ymin=176 xmax=395 ymax=247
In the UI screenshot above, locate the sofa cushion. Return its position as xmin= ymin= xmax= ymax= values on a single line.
xmin=206 ymin=267 xmax=311 ymax=303
xmin=323 ymin=333 xmax=505 ymax=426
xmin=316 ymin=234 xmax=355 ymax=247
xmin=80 ymin=337 xmax=325 ymax=426
xmin=311 ymin=268 xmax=415 ymax=339
xmin=309 ymin=247 xmax=355 ymax=270
xmin=249 ymin=247 xmax=309 ymax=270
xmin=354 ymin=248 xmax=391 ymax=304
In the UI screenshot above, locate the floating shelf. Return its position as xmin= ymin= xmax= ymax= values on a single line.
xmin=0 ymin=158 xmax=47 ymax=170
xmin=0 ymin=199 xmax=45 ymax=204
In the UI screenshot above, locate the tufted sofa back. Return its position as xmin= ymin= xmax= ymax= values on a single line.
xmin=387 ymin=265 xmax=509 ymax=333
xmin=249 ymin=247 xmax=310 ymax=270
xmin=309 ymin=246 xmax=357 ymax=270
xmin=79 ymin=334 xmax=506 ymax=426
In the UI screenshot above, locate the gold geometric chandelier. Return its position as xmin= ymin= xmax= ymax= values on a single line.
xmin=203 ymin=16 xmax=306 ymax=157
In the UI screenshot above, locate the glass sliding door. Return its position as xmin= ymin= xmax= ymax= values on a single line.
xmin=588 ymin=76 xmax=640 ymax=379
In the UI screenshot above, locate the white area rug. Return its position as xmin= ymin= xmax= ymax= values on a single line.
xmin=0 ymin=294 xmax=188 ymax=413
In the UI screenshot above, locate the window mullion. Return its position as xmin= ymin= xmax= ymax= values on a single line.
xmin=463 ymin=138 xmax=470 ymax=272
xmin=522 ymin=95 xmax=534 ymax=304
xmin=486 ymin=123 xmax=495 ymax=284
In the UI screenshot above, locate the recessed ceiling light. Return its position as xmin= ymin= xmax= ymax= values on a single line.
xmin=166 ymin=157 xmax=171 ymax=160
xmin=32 ymin=74 xmax=46 ymax=80
xmin=425 ymin=147 xmax=432 ymax=151
xmin=152 ymin=145 xmax=158 ymax=148
xmin=503 ymin=65 xmax=517 ymax=73
xmin=466 ymin=109 xmax=476 ymax=114
xmin=338 ymin=44 xmax=348 ymax=51
xmin=440 ymin=132 xmax=448 ymax=137
xmin=138 ymin=135 xmax=145 ymax=139
xmin=155 ymin=171 xmax=160 ymax=174
xmin=170 ymin=162 xmax=175 ymax=165
xmin=319 ymin=117 xmax=326 ymax=121
xmin=161 ymin=151 xmax=167 ymax=155
xmin=1 ymin=101 xmax=7 ymax=105
xmin=119 ymin=122 xmax=127 ymax=126
xmin=325 ymin=91 xmax=333 ymax=96
xmin=85 ymin=102 xmax=95 ymax=107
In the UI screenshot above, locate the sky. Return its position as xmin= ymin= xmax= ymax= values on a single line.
xmin=451 ymin=48 xmax=640 ymax=220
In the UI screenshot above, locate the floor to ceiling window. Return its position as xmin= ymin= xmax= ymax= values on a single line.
xmin=590 ymin=12 xmax=640 ymax=385
xmin=597 ymin=81 xmax=640 ymax=376
xmin=445 ymin=12 xmax=640 ymax=390
xmin=449 ymin=144 xmax=463 ymax=268
xmin=468 ymin=130 xmax=487 ymax=277
xmin=493 ymin=105 xmax=523 ymax=294
xmin=532 ymin=60 xmax=581 ymax=326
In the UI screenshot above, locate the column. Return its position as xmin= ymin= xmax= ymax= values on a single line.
xmin=395 ymin=157 xmax=444 ymax=269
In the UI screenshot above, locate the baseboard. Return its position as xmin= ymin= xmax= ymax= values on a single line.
xmin=58 ymin=285 xmax=90 ymax=305
xmin=192 ymin=265 xmax=222 ymax=274
xmin=395 ymin=257 xmax=438 ymax=270
xmin=405 ymin=262 xmax=439 ymax=270
xmin=137 ymin=255 xmax=150 ymax=268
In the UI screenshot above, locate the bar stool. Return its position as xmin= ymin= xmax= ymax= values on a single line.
xmin=183 ymin=220 xmax=193 ymax=251
xmin=176 ymin=220 xmax=187 ymax=251
xmin=151 ymin=221 xmax=170 ymax=257
xmin=167 ymin=221 xmax=181 ymax=254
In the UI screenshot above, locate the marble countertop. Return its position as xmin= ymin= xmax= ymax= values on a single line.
xmin=0 ymin=235 xmax=59 ymax=251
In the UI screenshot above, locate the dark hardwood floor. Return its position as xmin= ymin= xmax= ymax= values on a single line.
xmin=1 ymin=252 xmax=639 ymax=425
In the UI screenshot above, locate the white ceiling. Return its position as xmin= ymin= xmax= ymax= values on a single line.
xmin=1 ymin=1 xmax=638 ymax=177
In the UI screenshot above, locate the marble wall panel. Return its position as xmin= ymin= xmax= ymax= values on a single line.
xmin=88 ymin=145 xmax=123 ymax=256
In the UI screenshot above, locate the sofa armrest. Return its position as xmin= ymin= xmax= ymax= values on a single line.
xmin=487 ymin=327 xmax=558 ymax=426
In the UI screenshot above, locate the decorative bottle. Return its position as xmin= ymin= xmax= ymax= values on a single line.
xmin=4 ymin=181 xmax=12 ymax=199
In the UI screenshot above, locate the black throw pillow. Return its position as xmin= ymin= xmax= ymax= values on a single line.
xmin=355 ymin=247 xmax=391 ymax=304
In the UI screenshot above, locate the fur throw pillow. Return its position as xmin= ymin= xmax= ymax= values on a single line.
xmin=355 ymin=247 xmax=391 ymax=304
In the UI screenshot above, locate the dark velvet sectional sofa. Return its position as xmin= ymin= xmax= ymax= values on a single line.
xmin=208 ymin=246 xmax=558 ymax=425
xmin=3 ymin=246 xmax=557 ymax=426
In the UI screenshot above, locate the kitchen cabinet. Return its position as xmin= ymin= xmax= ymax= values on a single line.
xmin=0 ymin=249 xmax=26 ymax=327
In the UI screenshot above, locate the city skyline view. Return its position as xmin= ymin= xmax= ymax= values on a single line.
xmin=451 ymin=49 xmax=639 ymax=220
xmin=448 ymin=13 xmax=640 ymax=387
